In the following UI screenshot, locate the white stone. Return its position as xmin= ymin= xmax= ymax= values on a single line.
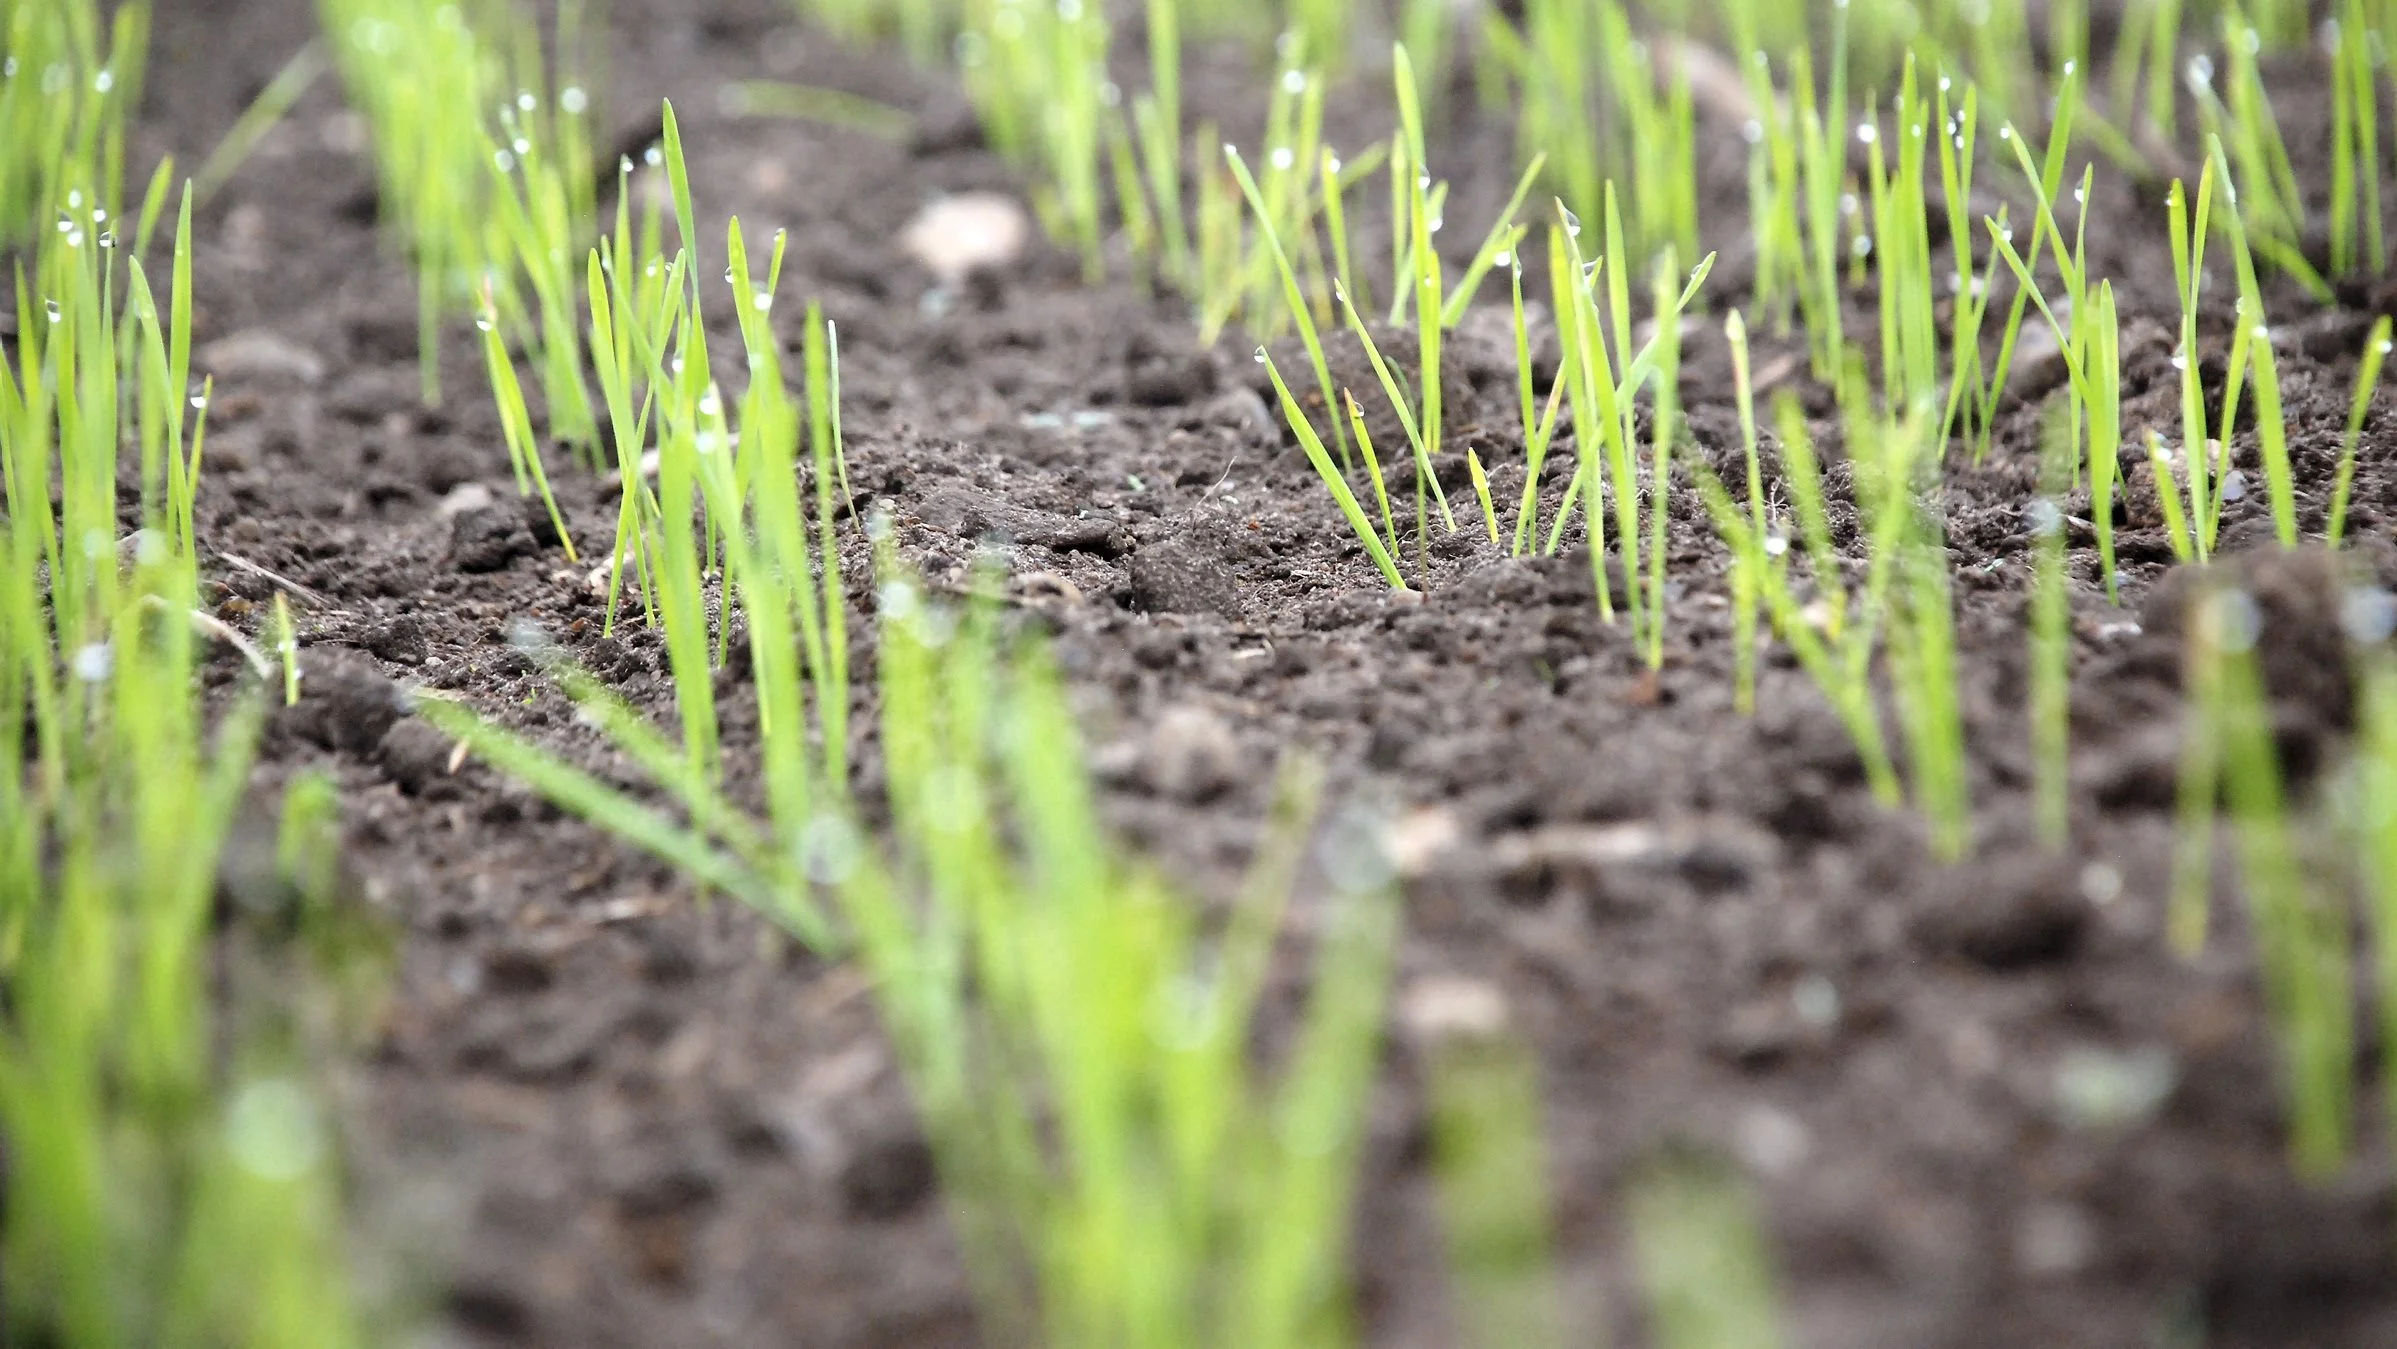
xmin=901 ymin=191 xmax=1031 ymax=285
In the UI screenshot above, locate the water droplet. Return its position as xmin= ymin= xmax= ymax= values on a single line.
xmin=94 ymin=69 xmax=113 ymax=93
xmin=561 ymin=86 xmax=588 ymax=115
xmin=1321 ymin=804 xmax=1396 ymax=895
xmin=1332 ymin=279 xmax=1348 ymax=304
xmin=517 ymin=90 xmax=538 ymax=112
xmin=644 ymin=144 xmax=664 ymax=167
xmin=1270 ymin=146 xmax=1294 ymax=171
xmin=97 ymin=230 xmax=114 ymax=249
xmin=1792 ymin=975 xmax=1840 ymax=1028
xmin=1281 ymin=69 xmax=1307 ymax=95
xmin=45 ymin=299 xmax=61 ymax=323
xmin=1254 ymin=346 xmax=1271 ymax=364
xmin=72 ymin=642 xmax=113 ymax=682
xmin=1998 ymin=124 xmax=2014 ymax=141
xmin=1741 ymin=118 xmax=1763 ymax=144
xmin=801 ymin=813 xmax=860 ymax=885
xmin=227 ymin=1079 xmax=322 ymax=1182
xmin=619 ymin=153 xmax=634 ymax=175
xmin=190 ymin=393 xmax=209 ymax=410
xmin=2342 ymin=587 xmax=2397 ymax=644
xmin=475 ymin=315 xmax=495 ymax=332
xmin=753 ymin=290 xmax=773 ymax=312
xmin=878 ymin=576 xmax=928 ymax=628
xmin=2212 ymin=590 xmax=2262 ymax=652
xmin=1492 ymin=250 xmax=1512 ymax=268
xmin=1856 ymin=121 xmax=1878 ymax=144
xmin=1763 ymin=534 xmax=1790 ymax=557
xmin=1560 ymin=207 xmax=1582 ymax=236
xmin=494 ymin=148 xmax=516 ymax=172
xmin=63 ymin=229 xmax=81 ymax=249
xmin=512 ymin=136 xmax=531 ymax=156
xmin=699 ymin=387 xmax=723 ymax=418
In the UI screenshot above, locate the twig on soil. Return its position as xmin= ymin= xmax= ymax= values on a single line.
xmin=213 ymin=550 xmax=331 ymax=608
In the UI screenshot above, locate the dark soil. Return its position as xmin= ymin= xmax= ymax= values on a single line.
xmin=126 ymin=0 xmax=2397 ymax=1344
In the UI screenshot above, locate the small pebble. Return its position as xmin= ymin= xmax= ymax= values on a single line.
xmin=901 ymin=192 xmax=1030 ymax=286
xmin=1140 ymin=704 xmax=1241 ymax=803
xmin=199 ymin=329 xmax=328 ymax=386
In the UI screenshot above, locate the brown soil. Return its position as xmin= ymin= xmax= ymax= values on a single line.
xmin=116 ymin=0 xmax=2397 ymax=1344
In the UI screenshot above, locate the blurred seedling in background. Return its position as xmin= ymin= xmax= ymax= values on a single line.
xmin=2 ymin=84 xmax=371 ymax=1338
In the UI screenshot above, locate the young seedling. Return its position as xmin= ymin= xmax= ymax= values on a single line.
xmin=2157 ymin=161 xmax=2230 ymax=563
xmin=1723 ymin=310 xmax=1775 ymax=715
xmin=1422 ymin=1016 xmax=1565 ymax=1349
xmin=2189 ymin=11 xmax=2324 ymax=293
xmin=1258 ymin=346 xmax=1407 ymax=589
xmin=1498 ymin=0 xmax=1697 ymax=271
xmin=3 ymin=122 xmax=367 ymax=1344
xmin=1741 ymin=52 xmax=1806 ymax=333
xmin=2327 ymin=0 xmax=2386 ymax=276
xmin=2109 ymin=0 xmax=2189 ymax=143
xmin=868 ymin=573 xmax=1403 ymax=1348
xmin=1970 ymin=87 xmax=2082 ymax=466
xmin=2208 ymin=137 xmax=2301 ymax=547
xmin=191 ymin=40 xmax=327 ymax=205
xmin=1691 ymin=456 xmax=1901 ymax=807
xmin=1508 ymin=249 xmax=1570 ymax=555
xmin=0 ymin=0 xmax=147 ymax=247
xmin=1932 ymin=76 xmax=2007 ymax=453
xmin=1630 ymin=1151 xmax=1787 ymax=1349
xmin=2028 ymin=438 xmax=2073 ymax=848
xmin=2353 ymin=645 xmax=2397 ymax=1177
xmin=1858 ymin=402 xmax=1972 ymax=857
xmin=1225 ymin=144 xmax=1349 ymax=467
xmin=2171 ymin=588 xmax=2353 ymax=1176
xmin=956 ymin=0 xmax=1112 ymax=279
xmin=1548 ymin=190 xmax=1715 ymax=660
xmin=2327 ymin=318 xmax=2394 ymax=548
